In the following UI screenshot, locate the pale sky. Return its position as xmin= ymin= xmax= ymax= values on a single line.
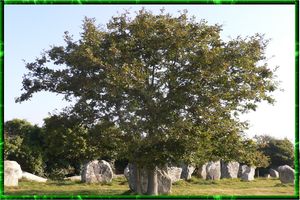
xmin=4 ymin=5 xmax=295 ymax=142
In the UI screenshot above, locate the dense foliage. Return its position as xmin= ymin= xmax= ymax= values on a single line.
xmin=15 ymin=9 xmax=278 ymax=194
xmin=4 ymin=117 xmax=128 ymax=179
xmin=255 ymin=135 xmax=294 ymax=168
xmin=4 ymin=119 xmax=45 ymax=176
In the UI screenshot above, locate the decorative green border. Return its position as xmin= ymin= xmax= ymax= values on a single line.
xmin=0 ymin=194 xmax=298 ymax=199
xmin=0 ymin=0 xmax=3 ymax=198
xmin=1 ymin=0 xmax=299 ymax=199
xmin=294 ymin=0 xmax=299 ymax=198
xmin=1 ymin=0 xmax=297 ymax=4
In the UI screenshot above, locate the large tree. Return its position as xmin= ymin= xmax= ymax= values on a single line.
xmin=17 ymin=9 xmax=278 ymax=194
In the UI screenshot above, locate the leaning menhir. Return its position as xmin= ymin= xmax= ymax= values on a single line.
xmin=22 ymin=172 xmax=47 ymax=182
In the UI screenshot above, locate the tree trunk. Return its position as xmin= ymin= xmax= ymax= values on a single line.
xmin=136 ymin=166 xmax=142 ymax=194
xmin=146 ymin=167 xmax=158 ymax=195
xmin=133 ymin=164 xmax=142 ymax=194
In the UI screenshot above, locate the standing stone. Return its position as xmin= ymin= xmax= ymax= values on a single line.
xmin=5 ymin=168 xmax=18 ymax=187
xmin=278 ymin=165 xmax=294 ymax=184
xmin=4 ymin=160 xmax=22 ymax=186
xmin=206 ymin=161 xmax=221 ymax=180
xmin=124 ymin=164 xmax=172 ymax=194
xmin=157 ymin=169 xmax=172 ymax=194
xmin=221 ymin=161 xmax=239 ymax=179
xmin=269 ymin=169 xmax=279 ymax=178
xmin=180 ymin=165 xmax=195 ymax=180
xmin=239 ymin=165 xmax=256 ymax=181
xmin=264 ymin=174 xmax=270 ymax=179
xmin=124 ymin=165 xmax=130 ymax=181
xmin=5 ymin=161 xmax=22 ymax=179
xmin=195 ymin=163 xmax=207 ymax=179
xmin=167 ymin=166 xmax=182 ymax=183
xmin=81 ymin=160 xmax=113 ymax=183
xmin=108 ymin=160 xmax=116 ymax=174
xmin=238 ymin=165 xmax=247 ymax=177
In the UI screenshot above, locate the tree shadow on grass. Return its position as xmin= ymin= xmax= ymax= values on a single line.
xmin=185 ymin=178 xmax=219 ymax=185
xmin=121 ymin=190 xmax=135 ymax=195
xmin=47 ymin=181 xmax=78 ymax=186
xmin=118 ymin=180 xmax=128 ymax=185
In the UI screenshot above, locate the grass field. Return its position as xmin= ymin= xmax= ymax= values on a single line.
xmin=4 ymin=176 xmax=295 ymax=196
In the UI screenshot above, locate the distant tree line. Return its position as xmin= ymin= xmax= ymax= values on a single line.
xmin=4 ymin=117 xmax=120 ymax=179
xmin=254 ymin=135 xmax=294 ymax=177
xmin=4 ymin=118 xmax=294 ymax=179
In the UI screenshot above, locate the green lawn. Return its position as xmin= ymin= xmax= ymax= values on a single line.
xmin=4 ymin=176 xmax=295 ymax=196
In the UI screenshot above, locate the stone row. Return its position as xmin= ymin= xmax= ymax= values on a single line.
xmin=5 ymin=159 xmax=295 ymax=189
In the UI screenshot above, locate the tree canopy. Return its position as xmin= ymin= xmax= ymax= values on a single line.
xmin=4 ymin=119 xmax=45 ymax=176
xmin=255 ymin=135 xmax=294 ymax=168
xmin=16 ymin=9 xmax=278 ymax=194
